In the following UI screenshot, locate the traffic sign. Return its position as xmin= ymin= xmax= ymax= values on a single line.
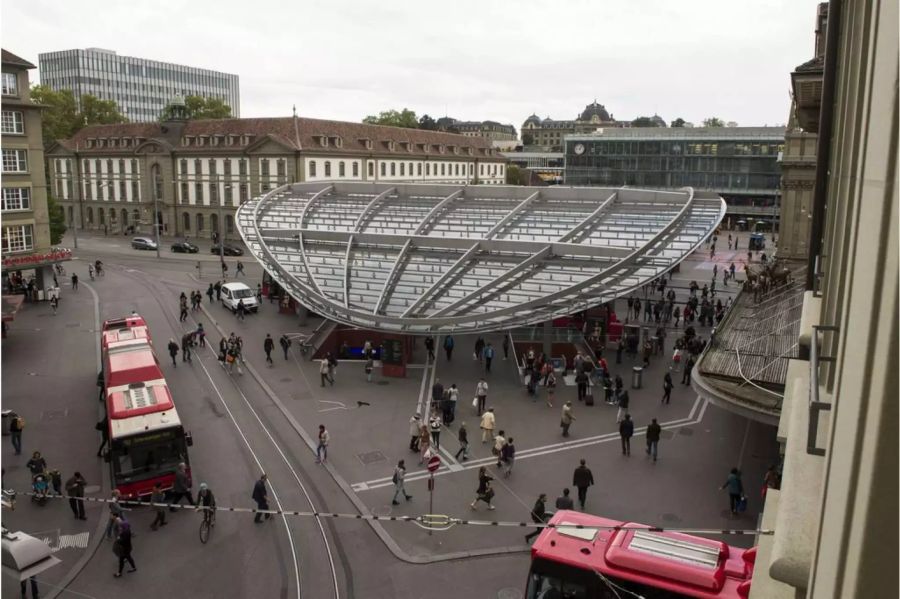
xmin=427 ymin=455 xmax=441 ymax=472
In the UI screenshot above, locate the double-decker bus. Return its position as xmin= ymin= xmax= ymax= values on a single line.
xmin=100 ymin=317 xmax=192 ymax=499
xmin=527 ymin=511 xmax=754 ymax=599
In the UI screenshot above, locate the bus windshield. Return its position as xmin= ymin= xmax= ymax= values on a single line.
xmin=111 ymin=428 xmax=187 ymax=482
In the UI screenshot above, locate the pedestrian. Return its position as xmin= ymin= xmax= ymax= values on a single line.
xmin=206 ymin=283 xmax=214 ymax=303
xmin=500 ymin=436 xmax=515 ymax=477
xmin=555 ymin=488 xmax=574 ymax=510
xmin=432 ymin=379 xmax=445 ymax=410
xmin=424 ymin=336 xmax=435 ymax=362
xmin=179 ymin=300 xmax=188 ymax=322
xmin=168 ymin=462 xmax=194 ymax=510
xmin=646 ymin=418 xmax=661 ymax=462
xmin=469 ymin=467 xmax=495 ymax=510
xmin=236 ymin=299 xmax=246 ymax=321
xmin=112 ymin=518 xmax=137 ymax=577
xmin=391 ymin=460 xmax=413 ymax=505
xmin=365 ymin=355 xmax=374 ymax=382
xmin=315 ymin=425 xmax=329 ymax=464
xmin=560 ymin=401 xmax=575 ymax=437
xmin=575 ymin=369 xmax=588 ymax=402
xmin=418 ymin=424 xmax=431 ymax=465
xmin=616 ymin=391 xmax=630 ymax=423
xmin=484 ymin=343 xmax=495 ymax=372
xmin=236 ymin=261 xmax=245 ymax=276
xmin=474 ymin=336 xmax=485 ymax=362
xmin=480 ymin=408 xmax=495 ymax=443
xmin=252 ymin=473 xmax=271 ymax=523
xmin=256 ymin=284 xmax=263 ymax=303
xmin=429 ymin=412 xmax=442 ymax=449
xmin=214 ymin=280 xmax=222 ymax=301
xmin=50 ymin=295 xmax=59 ymax=315
xmin=149 ymin=482 xmax=167 ymax=530
xmin=683 ymin=355 xmax=695 ymax=385
xmin=65 ymin=471 xmax=87 ymax=519
xmin=221 ymin=261 xmax=228 ymax=277
xmin=71 ymin=273 xmax=78 ymax=291
xmin=572 ymin=459 xmax=594 ymax=510
xmin=524 ymin=493 xmax=548 ymax=543
xmin=492 ymin=430 xmax=507 ymax=467
xmin=443 ymin=335 xmax=454 ymax=360
xmin=167 ymin=338 xmax=179 ymax=367
xmin=502 ymin=335 xmax=510 ymax=360
xmin=454 ymin=421 xmax=469 ymax=460
xmin=327 ymin=352 xmax=338 ymax=384
xmin=9 ymin=412 xmax=23 ymax=455
xmin=96 ymin=416 xmax=109 ymax=457
xmin=475 ymin=378 xmax=489 ymax=415
xmin=616 ymin=337 xmax=624 ymax=364
xmin=408 ymin=413 xmax=421 ymax=452
xmin=264 ymin=334 xmax=275 ymax=366
xmin=195 ymin=322 xmax=206 ymax=347
xmin=619 ymin=414 xmax=634 ymax=456
xmin=280 ymin=334 xmax=292 ymax=360
xmin=720 ymin=468 xmax=744 ymax=515
xmin=320 ymin=356 xmax=331 ymax=387
xmin=181 ymin=333 xmax=193 ymax=363
xmin=662 ymin=372 xmax=673 ymax=404
xmin=27 ymin=451 xmax=47 ymax=476
xmin=105 ymin=490 xmax=125 ymax=539
xmin=546 ymin=370 xmax=557 ymax=407
xmin=445 ymin=383 xmax=459 ymax=423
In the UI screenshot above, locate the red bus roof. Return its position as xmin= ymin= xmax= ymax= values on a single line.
xmin=102 ymin=314 xmax=148 ymax=332
xmin=531 ymin=510 xmax=753 ymax=599
xmin=101 ymin=326 xmax=151 ymax=350
xmin=106 ymin=379 xmax=174 ymax=420
xmin=103 ymin=342 xmax=164 ymax=389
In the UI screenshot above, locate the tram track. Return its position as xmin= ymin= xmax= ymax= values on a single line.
xmin=104 ymin=263 xmax=346 ymax=599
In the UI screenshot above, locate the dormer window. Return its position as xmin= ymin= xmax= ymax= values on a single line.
xmin=329 ymin=136 xmax=342 ymax=148
xmin=316 ymin=135 xmax=329 ymax=148
xmin=450 ymin=145 xmax=459 ymax=155
xmin=197 ymin=135 xmax=207 ymax=147
xmin=226 ymin=135 xmax=235 ymax=146
xmin=385 ymin=140 xmax=395 ymax=152
xmin=183 ymin=136 xmax=192 ymax=146
xmin=97 ymin=139 xmax=106 ymax=148
xmin=109 ymin=138 xmax=117 ymax=148
xmin=466 ymin=147 xmax=474 ymax=156
xmin=438 ymin=144 xmax=445 ymax=154
xmin=85 ymin=139 xmax=95 ymax=149
xmin=359 ymin=137 xmax=373 ymax=150
xmin=212 ymin=135 xmax=221 ymax=146
xmin=134 ymin=137 xmax=144 ymax=146
xmin=400 ymin=142 xmax=411 ymax=152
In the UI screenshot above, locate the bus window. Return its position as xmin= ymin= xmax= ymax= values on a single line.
xmin=526 ymin=572 xmax=589 ymax=599
xmin=111 ymin=430 xmax=187 ymax=482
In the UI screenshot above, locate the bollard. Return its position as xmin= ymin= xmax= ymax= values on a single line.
xmin=631 ymin=366 xmax=643 ymax=389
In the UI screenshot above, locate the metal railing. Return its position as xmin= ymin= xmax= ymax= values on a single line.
xmin=808 ymin=324 xmax=838 ymax=456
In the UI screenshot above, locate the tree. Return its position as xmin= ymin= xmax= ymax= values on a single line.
xmin=418 ymin=114 xmax=437 ymax=130
xmin=506 ymin=164 xmax=530 ymax=186
xmin=80 ymin=95 xmax=127 ymax=127
xmin=631 ymin=116 xmax=657 ymax=127
xmin=159 ymin=95 xmax=232 ymax=121
xmin=670 ymin=118 xmax=686 ymax=128
xmin=46 ymin=195 xmax=67 ymax=245
xmin=29 ymin=85 xmax=80 ymax=147
xmin=522 ymin=133 xmax=535 ymax=146
xmin=362 ymin=109 xmax=419 ymax=129
xmin=702 ymin=117 xmax=725 ymax=128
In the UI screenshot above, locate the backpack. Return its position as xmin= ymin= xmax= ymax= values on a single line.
xmin=392 ymin=469 xmax=399 ymax=484
xmin=15 ymin=417 xmax=25 ymax=430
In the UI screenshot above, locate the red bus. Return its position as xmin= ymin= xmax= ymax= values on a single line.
xmin=101 ymin=314 xmax=151 ymax=350
xmin=101 ymin=323 xmax=192 ymax=499
xmin=527 ymin=511 xmax=754 ymax=599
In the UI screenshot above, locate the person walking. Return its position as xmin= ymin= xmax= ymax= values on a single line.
xmin=572 ymin=459 xmax=594 ymax=510
xmin=646 ymin=418 xmax=661 ymax=462
xmin=682 ymin=355 xmax=696 ymax=385
xmin=454 ymin=422 xmax=469 ymax=460
xmin=500 ymin=436 xmax=515 ymax=477
xmin=327 ymin=353 xmax=338 ymax=385
xmin=502 ymin=335 xmax=510 ymax=360
xmin=214 ymin=280 xmax=223 ymax=301
xmin=112 ymin=518 xmax=137 ymax=577
xmin=264 ymin=334 xmax=275 ymax=366
xmin=484 ymin=343 xmax=495 ymax=373
xmin=720 ymin=468 xmax=744 ymax=516
xmin=169 ymin=462 xmax=194 ymax=510
xmin=619 ymin=414 xmax=634 ymax=456
xmin=50 ymin=295 xmax=59 ymax=315
xmin=524 ymin=493 xmax=548 ymax=543
xmin=391 ymin=460 xmax=413 ymax=505
xmin=149 ymin=483 xmax=167 ymax=530
xmin=167 ymin=338 xmax=179 ymax=367
xmin=560 ymin=402 xmax=575 ymax=437
xmin=424 ymin=336 xmax=435 ymax=362
xmin=365 ymin=355 xmax=374 ymax=382
xmin=444 ymin=383 xmax=459 ymax=423
xmin=315 ymin=425 xmax=330 ymax=464
xmin=96 ymin=416 xmax=109 ymax=457
xmin=575 ymin=369 xmax=588 ymax=402
xmin=492 ymin=430 xmax=507 ymax=467
xmin=555 ymin=488 xmax=574 ymax=510
xmin=443 ymin=335 xmax=455 ymax=361
xmin=429 ymin=412 xmax=442 ymax=449
xmin=236 ymin=299 xmax=246 ymax=321
xmin=236 ymin=261 xmax=245 ymax=277
xmin=431 ymin=379 xmax=445 ymax=412
xmin=474 ymin=337 xmax=485 ymax=362
xmin=616 ymin=390 xmax=630 ymax=424
xmin=71 ymin=273 xmax=79 ymax=291
xmin=181 ymin=333 xmax=193 ymax=364
xmin=662 ymin=372 xmax=673 ymax=404
xmin=480 ymin=408 xmax=495 ymax=443
xmin=279 ymin=334 xmax=292 ymax=360
xmin=221 ymin=261 xmax=228 ymax=278
xmin=408 ymin=414 xmax=421 ymax=452
xmin=475 ymin=378 xmax=489 ymax=416
xmin=469 ymin=467 xmax=495 ymax=510
xmin=320 ymin=356 xmax=331 ymax=387
xmin=65 ymin=471 xmax=87 ymax=520
xmin=206 ymin=283 xmax=215 ymax=304
xmin=179 ymin=299 xmax=188 ymax=322
xmin=252 ymin=474 xmax=271 ymax=523
xmin=105 ymin=490 xmax=125 ymax=540
xmin=546 ymin=370 xmax=557 ymax=407
xmin=9 ymin=412 xmax=23 ymax=455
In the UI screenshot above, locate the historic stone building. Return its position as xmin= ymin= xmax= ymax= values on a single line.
xmin=46 ymin=106 xmax=508 ymax=240
xmin=521 ymin=100 xmax=627 ymax=149
xmin=453 ymin=120 xmax=517 ymax=141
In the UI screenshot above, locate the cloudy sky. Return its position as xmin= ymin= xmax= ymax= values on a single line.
xmin=3 ymin=0 xmax=821 ymax=128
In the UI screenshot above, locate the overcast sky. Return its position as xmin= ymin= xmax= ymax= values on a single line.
xmin=3 ymin=0 xmax=821 ymax=128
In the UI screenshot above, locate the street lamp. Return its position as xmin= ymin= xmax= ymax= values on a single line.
xmin=217 ymin=177 xmax=232 ymax=266
xmin=152 ymin=173 xmax=162 ymax=258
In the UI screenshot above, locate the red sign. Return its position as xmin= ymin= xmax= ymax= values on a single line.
xmin=2 ymin=248 xmax=72 ymax=270
xmin=427 ymin=455 xmax=441 ymax=473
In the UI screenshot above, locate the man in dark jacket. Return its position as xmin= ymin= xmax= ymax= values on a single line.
xmin=168 ymin=462 xmax=194 ymax=511
xmin=619 ymin=414 xmax=634 ymax=456
xmin=524 ymin=493 xmax=548 ymax=542
xmin=279 ymin=334 xmax=292 ymax=360
xmin=443 ymin=335 xmax=454 ymax=360
xmin=575 ymin=369 xmax=588 ymax=402
xmin=555 ymin=488 xmax=574 ymax=510
xmin=264 ymin=334 xmax=275 ymax=365
xmin=646 ymin=418 xmax=661 ymax=462
xmin=572 ymin=459 xmax=594 ymax=510
xmin=253 ymin=473 xmax=271 ymax=523
xmin=65 ymin=472 xmax=87 ymax=519
xmin=167 ymin=338 xmax=179 ymax=367
xmin=616 ymin=390 xmax=630 ymax=423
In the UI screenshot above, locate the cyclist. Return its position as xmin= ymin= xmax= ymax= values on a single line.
xmin=196 ymin=482 xmax=216 ymax=525
xmin=88 ymin=264 xmax=95 ymax=280
xmin=95 ymin=260 xmax=104 ymax=277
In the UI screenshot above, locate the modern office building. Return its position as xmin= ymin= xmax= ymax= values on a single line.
xmin=564 ymin=127 xmax=785 ymax=220
xmin=1 ymin=49 xmax=60 ymax=288
xmin=521 ymin=101 xmax=628 ymax=150
xmin=38 ymin=48 xmax=240 ymax=122
xmin=45 ymin=108 xmax=508 ymax=240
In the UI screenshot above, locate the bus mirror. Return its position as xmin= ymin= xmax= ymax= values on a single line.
xmin=185 ymin=431 xmax=194 ymax=447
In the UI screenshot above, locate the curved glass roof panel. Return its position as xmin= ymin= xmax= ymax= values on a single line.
xmin=237 ymin=182 xmax=725 ymax=333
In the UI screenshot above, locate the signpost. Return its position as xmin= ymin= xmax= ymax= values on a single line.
xmin=427 ymin=454 xmax=440 ymax=535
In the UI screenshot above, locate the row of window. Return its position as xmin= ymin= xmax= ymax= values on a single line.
xmin=308 ymin=160 xmax=504 ymax=180
xmin=181 ymin=157 xmax=251 ymax=177
xmin=1 ymin=72 xmax=18 ymax=96
xmin=1 ymin=188 xmax=31 ymax=211
xmin=81 ymin=180 xmax=140 ymax=202
xmin=1 ymin=224 xmax=33 ymax=253
xmin=2 ymin=149 xmax=27 ymax=173
xmin=179 ymin=181 xmax=249 ymax=205
xmin=80 ymin=158 xmax=141 ymax=176
xmin=571 ymin=141 xmax=784 ymax=157
xmin=1 ymin=110 xmax=24 ymax=134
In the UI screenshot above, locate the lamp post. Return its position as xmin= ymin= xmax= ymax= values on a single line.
xmin=153 ymin=173 xmax=162 ymax=258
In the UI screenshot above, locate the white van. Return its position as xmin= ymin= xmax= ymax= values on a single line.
xmin=220 ymin=282 xmax=258 ymax=313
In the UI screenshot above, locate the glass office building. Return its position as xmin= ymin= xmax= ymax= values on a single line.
xmin=564 ymin=127 xmax=785 ymax=215
xmin=38 ymin=48 xmax=240 ymax=123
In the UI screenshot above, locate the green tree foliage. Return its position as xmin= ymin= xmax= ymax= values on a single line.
xmin=505 ymin=164 xmax=530 ymax=185
xmin=702 ymin=117 xmax=725 ymax=127
xmin=418 ymin=114 xmax=437 ymax=130
xmin=362 ymin=109 xmax=419 ymax=128
xmin=80 ymin=94 xmax=127 ymax=126
xmin=159 ymin=95 xmax=232 ymax=121
xmin=30 ymin=85 xmax=127 ymax=147
xmin=522 ymin=133 xmax=535 ymax=146
xmin=670 ymin=118 xmax=686 ymax=128
xmin=46 ymin=195 xmax=67 ymax=245
xmin=631 ymin=116 xmax=658 ymax=127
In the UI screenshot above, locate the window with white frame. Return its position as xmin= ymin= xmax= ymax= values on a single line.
xmin=324 ymin=161 xmax=331 ymax=177
xmin=2 ymin=149 xmax=27 ymax=172
xmin=1 ymin=72 xmax=17 ymax=96
xmin=352 ymin=162 xmax=359 ymax=177
xmin=310 ymin=161 xmax=317 ymax=177
xmin=1 ymin=224 xmax=33 ymax=253
xmin=1 ymin=111 xmax=24 ymax=134
xmin=1 ymin=187 xmax=31 ymax=211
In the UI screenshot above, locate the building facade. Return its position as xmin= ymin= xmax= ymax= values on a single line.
xmin=38 ymin=48 xmax=240 ymax=122
xmin=453 ymin=120 xmax=517 ymax=141
xmin=1 ymin=49 xmax=57 ymax=285
xmin=521 ymin=101 xmax=627 ymax=150
xmin=564 ymin=127 xmax=785 ymax=220
xmin=46 ymin=114 xmax=507 ymax=240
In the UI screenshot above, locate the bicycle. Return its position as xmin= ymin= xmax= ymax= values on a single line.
xmin=198 ymin=506 xmax=216 ymax=544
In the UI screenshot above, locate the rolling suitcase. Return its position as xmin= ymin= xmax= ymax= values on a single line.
xmin=584 ymin=393 xmax=595 ymax=406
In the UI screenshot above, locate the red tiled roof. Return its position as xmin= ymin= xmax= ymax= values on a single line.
xmin=1 ymin=49 xmax=36 ymax=69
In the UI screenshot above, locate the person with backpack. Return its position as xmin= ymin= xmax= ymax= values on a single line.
xmin=279 ymin=334 xmax=292 ymax=360
xmin=619 ymin=414 xmax=634 ymax=456
xmin=391 ymin=460 xmax=412 ymax=505
xmin=264 ymin=334 xmax=275 ymax=366
xmin=167 ymin=338 xmax=179 ymax=367
xmin=9 ymin=413 xmax=23 ymax=455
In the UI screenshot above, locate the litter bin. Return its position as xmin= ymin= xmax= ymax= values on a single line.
xmin=631 ymin=366 xmax=643 ymax=389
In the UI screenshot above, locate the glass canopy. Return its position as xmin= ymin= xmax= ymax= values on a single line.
xmin=236 ymin=182 xmax=725 ymax=333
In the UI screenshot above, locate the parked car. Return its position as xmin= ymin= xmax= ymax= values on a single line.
xmin=131 ymin=237 xmax=158 ymax=250
xmin=171 ymin=241 xmax=199 ymax=253
xmin=211 ymin=244 xmax=244 ymax=256
xmin=220 ymin=282 xmax=258 ymax=313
